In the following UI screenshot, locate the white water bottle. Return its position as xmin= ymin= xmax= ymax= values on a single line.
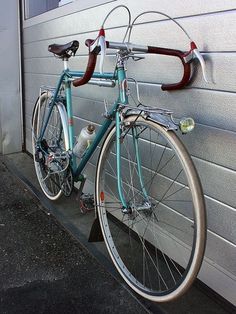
xmin=73 ymin=124 xmax=96 ymax=158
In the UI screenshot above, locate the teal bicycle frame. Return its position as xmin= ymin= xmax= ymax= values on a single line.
xmin=38 ymin=60 xmax=147 ymax=209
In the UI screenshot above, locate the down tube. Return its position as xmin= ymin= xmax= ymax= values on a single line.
xmin=74 ymin=110 xmax=115 ymax=181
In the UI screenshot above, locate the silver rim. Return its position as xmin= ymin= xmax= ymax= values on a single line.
xmin=32 ymin=94 xmax=67 ymax=200
xmin=96 ymin=116 xmax=206 ymax=302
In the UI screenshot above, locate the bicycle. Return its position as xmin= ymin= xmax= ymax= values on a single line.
xmin=32 ymin=6 xmax=207 ymax=303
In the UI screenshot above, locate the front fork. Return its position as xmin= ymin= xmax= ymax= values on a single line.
xmin=115 ymin=111 xmax=150 ymax=213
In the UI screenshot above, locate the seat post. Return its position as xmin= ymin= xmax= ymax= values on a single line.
xmin=63 ymin=58 xmax=69 ymax=70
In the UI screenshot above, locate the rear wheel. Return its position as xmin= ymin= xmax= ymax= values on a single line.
xmin=96 ymin=115 xmax=206 ymax=302
xmin=32 ymin=93 xmax=69 ymax=200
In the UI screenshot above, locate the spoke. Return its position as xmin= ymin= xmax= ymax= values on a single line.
xmin=150 ymin=213 xmax=178 ymax=284
xmin=143 ymin=239 xmax=146 ymax=286
xmin=128 ymin=218 xmax=137 ymax=280
xmin=132 ymin=223 xmax=168 ymax=289
xmin=106 ymin=158 xmax=117 ymax=177
xmin=136 ymin=209 xmax=182 ymax=284
xmin=146 ymin=141 xmax=168 ymax=193
xmin=163 ymin=199 xmax=192 ymax=203
xmin=133 ymin=126 xmax=148 ymax=138
xmin=158 ymin=169 xmax=183 ymax=206
xmin=147 ymin=153 xmax=175 ymax=197
xmin=113 ymin=213 xmax=126 ymax=244
xmin=112 ymin=154 xmax=179 ymax=212
xmin=162 ymin=184 xmax=189 ymax=201
xmin=158 ymin=219 xmax=193 ymax=235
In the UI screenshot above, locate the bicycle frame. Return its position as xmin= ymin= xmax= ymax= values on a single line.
xmin=38 ymin=59 xmax=146 ymax=209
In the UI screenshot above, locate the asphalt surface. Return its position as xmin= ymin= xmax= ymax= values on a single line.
xmin=0 ymin=153 xmax=235 ymax=314
xmin=0 ymin=155 xmax=150 ymax=314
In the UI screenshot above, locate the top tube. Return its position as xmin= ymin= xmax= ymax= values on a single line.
xmin=68 ymin=70 xmax=117 ymax=81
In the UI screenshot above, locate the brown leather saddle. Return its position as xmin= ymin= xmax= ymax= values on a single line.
xmin=48 ymin=40 xmax=79 ymax=59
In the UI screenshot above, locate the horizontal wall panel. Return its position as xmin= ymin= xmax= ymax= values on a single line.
xmin=124 ymin=53 xmax=236 ymax=93
xmin=205 ymin=198 xmax=236 ymax=245
xmin=71 ymin=96 xmax=236 ymax=171
xmin=205 ymin=231 xmax=236 ymax=275
xmin=194 ymin=158 xmax=236 ymax=209
xmin=23 ymin=52 xmax=236 ymax=94
xmin=24 ymin=73 xmax=58 ymax=100
xmin=120 ymin=0 xmax=236 ymax=21
xmin=179 ymin=125 xmax=236 ymax=171
xmin=70 ymin=80 xmax=236 ymax=133
xmin=127 ymin=11 xmax=236 ymax=52
xmin=199 ymin=257 xmax=236 ymax=306
xmin=23 ymin=10 xmax=236 ymax=55
xmin=23 ymin=2 xmax=236 ymax=47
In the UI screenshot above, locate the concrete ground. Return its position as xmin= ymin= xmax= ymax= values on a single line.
xmin=0 ymin=153 xmax=234 ymax=314
xmin=0 ymin=154 xmax=151 ymax=314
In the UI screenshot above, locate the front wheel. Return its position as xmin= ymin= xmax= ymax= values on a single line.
xmin=95 ymin=115 xmax=206 ymax=302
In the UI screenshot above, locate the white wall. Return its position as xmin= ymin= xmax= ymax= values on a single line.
xmin=0 ymin=0 xmax=22 ymax=154
xmin=22 ymin=0 xmax=236 ymax=305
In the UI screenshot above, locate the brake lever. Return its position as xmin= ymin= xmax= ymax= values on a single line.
xmin=88 ymin=28 xmax=106 ymax=74
xmin=98 ymin=28 xmax=106 ymax=74
xmin=190 ymin=42 xmax=209 ymax=83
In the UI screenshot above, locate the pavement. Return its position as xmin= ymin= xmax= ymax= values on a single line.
xmin=0 ymin=153 xmax=235 ymax=314
xmin=0 ymin=154 xmax=150 ymax=314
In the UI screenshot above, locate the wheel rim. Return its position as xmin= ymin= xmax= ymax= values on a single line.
xmin=32 ymin=94 xmax=66 ymax=200
xmin=96 ymin=117 xmax=205 ymax=301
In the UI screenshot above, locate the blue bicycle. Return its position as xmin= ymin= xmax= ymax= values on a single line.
xmin=32 ymin=7 xmax=207 ymax=303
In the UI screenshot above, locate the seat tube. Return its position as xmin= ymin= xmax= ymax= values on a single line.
xmin=65 ymin=76 xmax=76 ymax=169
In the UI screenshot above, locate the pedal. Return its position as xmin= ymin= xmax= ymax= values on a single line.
xmin=80 ymin=193 xmax=94 ymax=214
xmin=75 ymin=176 xmax=94 ymax=213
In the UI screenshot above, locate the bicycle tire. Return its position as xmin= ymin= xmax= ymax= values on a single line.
xmin=32 ymin=93 xmax=69 ymax=200
xmin=95 ymin=115 xmax=206 ymax=302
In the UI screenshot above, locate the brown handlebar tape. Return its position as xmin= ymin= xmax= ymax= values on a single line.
xmin=147 ymin=46 xmax=191 ymax=91
xmin=73 ymin=52 xmax=98 ymax=87
xmin=73 ymin=39 xmax=191 ymax=90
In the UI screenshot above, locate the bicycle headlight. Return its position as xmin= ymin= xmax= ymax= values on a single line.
xmin=179 ymin=117 xmax=195 ymax=133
